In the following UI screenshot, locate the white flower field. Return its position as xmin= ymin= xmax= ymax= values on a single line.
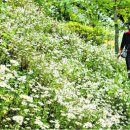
xmin=0 ymin=0 xmax=130 ymax=129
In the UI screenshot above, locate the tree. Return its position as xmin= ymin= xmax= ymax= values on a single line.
xmin=114 ymin=0 xmax=119 ymax=54
xmin=86 ymin=0 xmax=130 ymax=53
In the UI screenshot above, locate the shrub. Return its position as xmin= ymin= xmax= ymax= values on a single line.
xmin=67 ymin=21 xmax=112 ymax=45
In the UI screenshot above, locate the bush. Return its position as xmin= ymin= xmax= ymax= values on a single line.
xmin=67 ymin=21 xmax=112 ymax=45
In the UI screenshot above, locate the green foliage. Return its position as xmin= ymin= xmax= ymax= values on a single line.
xmin=67 ymin=22 xmax=112 ymax=45
xmin=33 ymin=0 xmax=43 ymax=5
xmin=33 ymin=0 xmax=90 ymax=23
xmin=0 ymin=0 xmax=130 ymax=129
xmin=34 ymin=0 xmax=130 ymax=29
xmin=33 ymin=0 xmax=114 ymax=45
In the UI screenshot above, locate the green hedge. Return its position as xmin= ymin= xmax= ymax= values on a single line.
xmin=67 ymin=22 xmax=112 ymax=45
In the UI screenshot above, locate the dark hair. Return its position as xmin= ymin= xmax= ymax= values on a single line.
xmin=127 ymin=24 xmax=130 ymax=31
xmin=126 ymin=22 xmax=130 ymax=30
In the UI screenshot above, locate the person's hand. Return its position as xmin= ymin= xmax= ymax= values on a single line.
xmin=117 ymin=49 xmax=122 ymax=60
xmin=117 ymin=53 xmax=121 ymax=60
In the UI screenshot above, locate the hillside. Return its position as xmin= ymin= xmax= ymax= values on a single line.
xmin=0 ymin=0 xmax=130 ymax=129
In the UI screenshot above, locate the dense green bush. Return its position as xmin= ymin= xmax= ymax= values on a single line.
xmin=67 ymin=21 xmax=112 ymax=45
xmin=0 ymin=0 xmax=130 ymax=129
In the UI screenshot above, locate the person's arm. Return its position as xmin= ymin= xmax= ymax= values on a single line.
xmin=117 ymin=33 xmax=126 ymax=58
xmin=120 ymin=33 xmax=126 ymax=51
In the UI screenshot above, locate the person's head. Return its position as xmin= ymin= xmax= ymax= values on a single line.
xmin=128 ymin=24 xmax=130 ymax=31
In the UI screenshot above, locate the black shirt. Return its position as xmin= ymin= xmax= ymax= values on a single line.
xmin=120 ymin=31 xmax=130 ymax=50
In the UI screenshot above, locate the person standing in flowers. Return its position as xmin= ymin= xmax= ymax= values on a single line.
xmin=118 ymin=24 xmax=130 ymax=79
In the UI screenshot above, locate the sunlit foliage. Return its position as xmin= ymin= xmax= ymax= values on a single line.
xmin=0 ymin=0 xmax=130 ymax=129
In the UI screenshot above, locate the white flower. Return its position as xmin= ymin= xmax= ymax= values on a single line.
xmin=38 ymin=102 xmax=44 ymax=106
xmin=11 ymin=108 xmax=20 ymax=111
xmin=26 ymin=127 xmax=31 ymax=130
xmin=29 ymin=104 xmax=37 ymax=108
xmin=6 ymin=118 xmax=11 ymax=121
xmin=17 ymin=76 xmax=26 ymax=83
xmin=21 ymin=101 xmax=27 ymax=106
xmin=16 ymin=7 xmax=25 ymax=13
xmin=10 ymin=60 xmax=19 ymax=66
xmin=99 ymin=118 xmax=113 ymax=128
xmin=0 ymin=81 xmax=12 ymax=90
xmin=62 ymin=58 xmax=68 ymax=64
xmin=111 ymin=115 xmax=120 ymax=124
xmin=24 ymin=109 xmax=30 ymax=113
xmin=107 ymin=120 xmax=113 ymax=128
xmin=33 ymin=94 xmax=39 ymax=98
xmin=55 ymin=120 xmax=60 ymax=129
xmin=20 ymin=94 xmax=33 ymax=102
xmin=34 ymin=118 xmax=44 ymax=128
xmin=12 ymin=115 xmax=24 ymax=125
xmin=75 ymin=121 xmax=82 ymax=126
xmin=0 ymin=65 xmax=10 ymax=74
xmin=5 ymin=73 xmax=13 ymax=80
xmin=88 ymin=104 xmax=97 ymax=111
xmin=63 ymin=36 xmax=69 ymax=40
xmin=67 ymin=113 xmax=76 ymax=119
xmin=0 ymin=82 xmax=7 ymax=88
xmin=53 ymin=70 xmax=60 ymax=77
xmin=46 ymin=100 xmax=52 ymax=104
xmin=83 ymin=122 xmax=93 ymax=128
xmin=12 ymin=70 xmax=18 ymax=77
xmin=28 ymin=70 xmax=33 ymax=75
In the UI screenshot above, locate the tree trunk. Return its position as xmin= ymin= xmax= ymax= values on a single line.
xmin=114 ymin=0 xmax=119 ymax=54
